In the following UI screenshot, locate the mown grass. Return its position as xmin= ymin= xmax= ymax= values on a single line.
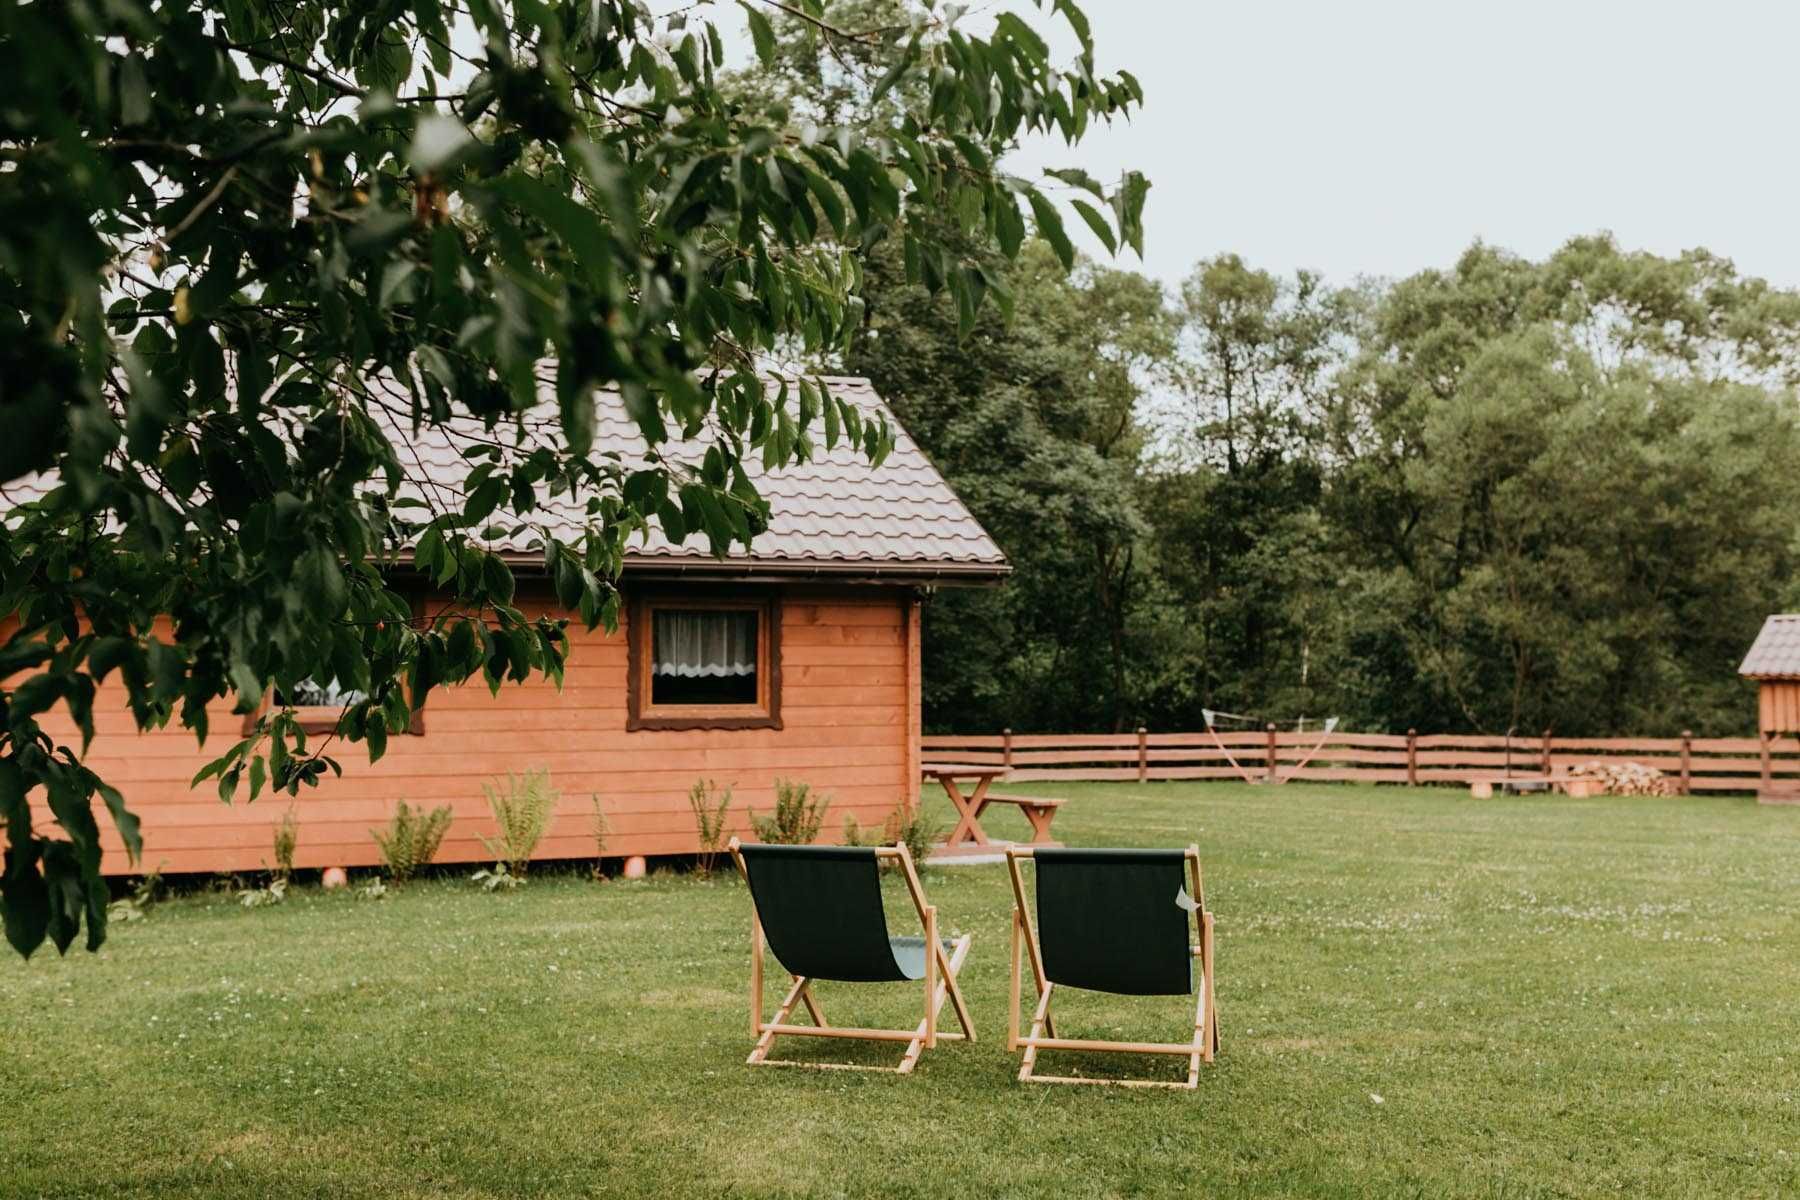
xmin=4 ymin=782 xmax=1798 ymax=1199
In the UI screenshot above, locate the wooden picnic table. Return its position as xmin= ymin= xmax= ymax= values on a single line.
xmin=921 ymin=762 xmax=1063 ymax=853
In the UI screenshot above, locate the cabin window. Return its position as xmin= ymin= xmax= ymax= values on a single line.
xmin=242 ymin=676 xmax=425 ymax=737
xmin=628 ymin=596 xmax=782 ymax=730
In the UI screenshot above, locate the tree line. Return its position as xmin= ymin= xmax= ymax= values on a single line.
xmin=838 ymin=236 xmax=1800 ymax=737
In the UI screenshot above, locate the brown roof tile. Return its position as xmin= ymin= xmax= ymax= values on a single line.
xmin=0 ymin=375 xmax=1009 ymax=582
xmin=1739 ymin=615 xmax=1800 ymax=679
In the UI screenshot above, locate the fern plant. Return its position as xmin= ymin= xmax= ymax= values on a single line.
xmin=479 ymin=768 xmax=557 ymax=877
xmin=371 ymin=801 xmax=454 ymax=884
xmin=750 ymin=779 xmax=829 ymax=846
xmin=687 ymin=779 xmax=734 ymax=875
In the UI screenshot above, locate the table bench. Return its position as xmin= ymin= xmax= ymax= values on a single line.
xmin=920 ymin=763 xmax=1065 ymax=853
xmin=978 ymin=793 xmax=1063 ymax=847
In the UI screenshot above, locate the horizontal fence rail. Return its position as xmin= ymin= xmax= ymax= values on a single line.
xmin=922 ymin=728 xmax=1800 ymax=795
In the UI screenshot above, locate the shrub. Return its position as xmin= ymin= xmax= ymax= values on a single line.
xmin=479 ymin=767 xmax=556 ymax=877
xmin=471 ymin=862 xmax=523 ymax=891
xmin=589 ymin=794 xmax=609 ymax=880
xmin=750 ymin=779 xmax=828 ymax=845
xmin=272 ymin=807 xmax=299 ymax=882
xmin=238 ymin=878 xmax=287 ymax=907
xmin=371 ymin=801 xmax=454 ymax=884
xmin=687 ymin=779 xmax=734 ymax=875
xmin=884 ymin=803 xmax=941 ymax=866
xmin=108 ymin=868 xmax=163 ymax=924
xmin=841 ymin=814 xmax=877 ymax=848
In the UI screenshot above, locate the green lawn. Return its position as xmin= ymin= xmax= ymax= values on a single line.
xmin=5 ymin=783 xmax=1799 ymax=1199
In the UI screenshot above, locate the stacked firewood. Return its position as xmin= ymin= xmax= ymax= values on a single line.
xmin=1565 ymin=760 xmax=1679 ymax=796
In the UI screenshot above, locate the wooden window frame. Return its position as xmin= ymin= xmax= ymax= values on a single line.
xmin=240 ymin=686 xmax=427 ymax=738
xmin=241 ymin=590 xmax=429 ymax=737
xmin=627 ymin=592 xmax=783 ymax=732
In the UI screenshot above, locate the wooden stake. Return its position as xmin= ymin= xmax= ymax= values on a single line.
xmin=1406 ymin=728 xmax=1419 ymax=787
xmin=1265 ymin=723 xmax=1278 ymax=783
xmin=1137 ymin=726 xmax=1148 ymax=783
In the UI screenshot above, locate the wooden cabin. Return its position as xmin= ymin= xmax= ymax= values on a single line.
xmin=16 ymin=377 xmax=1009 ymax=874
xmin=1739 ymin=614 xmax=1800 ymax=804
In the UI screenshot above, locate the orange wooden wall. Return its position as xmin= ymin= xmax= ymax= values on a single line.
xmin=1760 ymin=681 xmax=1800 ymax=734
xmin=28 ymin=584 xmax=923 ymax=876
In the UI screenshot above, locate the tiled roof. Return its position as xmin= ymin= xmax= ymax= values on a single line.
xmin=0 ymin=375 xmax=1009 ymax=581
xmin=1740 ymin=615 xmax=1800 ymax=679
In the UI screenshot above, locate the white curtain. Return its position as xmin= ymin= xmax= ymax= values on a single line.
xmin=288 ymin=677 xmax=369 ymax=707
xmin=653 ymin=610 xmax=758 ymax=678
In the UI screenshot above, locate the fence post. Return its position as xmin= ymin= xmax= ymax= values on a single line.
xmin=1761 ymin=732 xmax=1773 ymax=793
xmin=1002 ymin=728 xmax=1013 ymax=773
xmin=1540 ymin=727 xmax=1553 ymax=776
xmin=1136 ymin=727 xmax=1148 ymax=783
xmin=1265 ymin=724 xmax=1278 ymax=784
xmin=1406 ymin=729 xmax=1419 ymax=788
xmin=1679 ymin=730 xmax=1692 ymax=795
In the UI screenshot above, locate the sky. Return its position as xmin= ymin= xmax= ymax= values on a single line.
xmin=1002 ymin=0 xmax=1800 ymax=292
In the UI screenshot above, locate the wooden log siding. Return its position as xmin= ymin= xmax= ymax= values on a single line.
xmin=920 ymin=730 xmax=1800 ymax=793
xmin=33 ymin=586 xmax=918 ymax=876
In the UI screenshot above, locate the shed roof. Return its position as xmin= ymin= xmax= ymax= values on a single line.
xmin=0 ymin=375 xmax=1009 ymax=584
xmin=1738 ymin=615 xmax=1800 ymax=679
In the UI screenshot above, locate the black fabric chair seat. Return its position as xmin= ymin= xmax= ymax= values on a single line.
xmin=739 ymin=844 xmax=914 ymax=983
xmin=1034 ymin=848 xmax=1192 ymax=996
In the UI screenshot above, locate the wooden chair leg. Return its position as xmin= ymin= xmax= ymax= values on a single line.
xmin=1202 ymin=912 xmax=1218 ymax=1061
xmin=1018 ymin=982 xmax=1054 ymax=1083
xmin=924 ymin=905 xmax=938 ymax=1049
xmin=1008 ymin=909 xmax=1023 ymax=1051
xmin=900 ymin=934 xmax=972 ymax=1075
xmin=799 ymin=982 xmax=828 ymax=1028
xmin=749 ymin=974 xmax=809 ymax=1065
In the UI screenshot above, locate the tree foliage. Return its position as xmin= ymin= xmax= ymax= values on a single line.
xmin=850 ymin=236 xmax=1800 ymax=739
xmin=0 ymin=0 xmax=1146 ymax=957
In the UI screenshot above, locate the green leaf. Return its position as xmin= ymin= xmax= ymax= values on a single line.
xmin=1069 ymin=198 xmax=1117 ymax=254
xmin=1025 ymin=189 xmax=1075 ymax=270
xmin=300 ymin=545 xmax=348 ymax=617
xmin=739 ymin=1 xmax=776 ymax=66
xmin=119 ymin=53 xmax=151 ymax=126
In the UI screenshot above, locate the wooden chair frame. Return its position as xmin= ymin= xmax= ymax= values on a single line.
xmin=728 ymin=837 xmax=975 ymax=1075
xmin=1005 ymin=844 xmax=1219 ymax=1090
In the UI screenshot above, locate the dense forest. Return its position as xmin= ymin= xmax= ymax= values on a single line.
xmin=742 ymin=5 xmax=1800 ymax=739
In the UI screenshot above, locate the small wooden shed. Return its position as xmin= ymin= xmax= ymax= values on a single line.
xmin=1738 ymin=614 xmax=1800 ymax=803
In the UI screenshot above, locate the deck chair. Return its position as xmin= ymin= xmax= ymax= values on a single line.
xmin=728 ymin=838 xmax=974 ymax=1074
xmin=1005 ymin=845 xmax=1219 ymax=1089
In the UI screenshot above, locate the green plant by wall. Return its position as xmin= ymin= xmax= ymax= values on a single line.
xmin=479 ymin=768 xmax=557 ymax=877
xmin=589 ymin=794 xmax=610 ymax=880
xmin=272 ymin=806 xmax=299 ymax=882
xmin=841 ymin=815 xmax=877 ymax=848
xmin=371 ymin=801 xmax=454 ymax=885
xmin=749 ymin=779 xmax=829 ymax=846
xmin=687 ymin=779 xmax=734 ymax=875
xmin=885 ymin=803 xmax=941 ymax=866
xmin=107 ymin=868 xmax=163 ymax=924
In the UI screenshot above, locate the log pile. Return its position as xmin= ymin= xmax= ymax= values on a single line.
xmin=1565 ymin=760 xmax=1678 ymax=796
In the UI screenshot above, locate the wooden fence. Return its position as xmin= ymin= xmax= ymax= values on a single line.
xmin=921 ymin=728 xmax=1800 ymax=794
